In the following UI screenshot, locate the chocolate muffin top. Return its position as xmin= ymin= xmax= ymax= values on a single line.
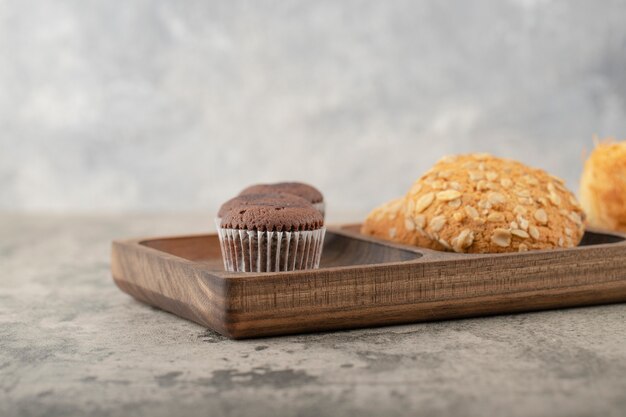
xmin=218 ymin=193 xmax=310 ymax=218
xmin=239 ymin=182 xmax=324 ymax=204
xmin=220 ymin=194 xmax=324 ymax=232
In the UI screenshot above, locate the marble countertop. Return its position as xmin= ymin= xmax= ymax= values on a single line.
xmin=1 ymin=213 xmax=625 ymax=417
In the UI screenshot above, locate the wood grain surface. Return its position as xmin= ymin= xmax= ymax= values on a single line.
xmin=111 ymin=226 xmax=626 ymax=339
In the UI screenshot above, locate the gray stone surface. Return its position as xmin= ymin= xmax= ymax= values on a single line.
xmin=2 ymin=0 xmax=626 ymax=212
xmin=1 ymin=213 xmax=626 ymax=417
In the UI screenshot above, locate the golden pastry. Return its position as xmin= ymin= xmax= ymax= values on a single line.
xmin=580 ymin=139 xmax=626 ymax=232
xmin=361 ymin=197 xmax=443 ymax=250
xmin=365 ymin=153 xmax=585 ymax=254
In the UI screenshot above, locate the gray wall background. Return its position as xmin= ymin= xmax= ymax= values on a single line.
xmin=1 ymin=0 xmax=625 ymax=214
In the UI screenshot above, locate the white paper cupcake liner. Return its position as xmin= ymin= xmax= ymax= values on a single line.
xmin=217 ymin=227 xmax=326 ymax=272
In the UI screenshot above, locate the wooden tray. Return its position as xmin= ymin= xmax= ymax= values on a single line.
xmin=111 ymin=225 xmax=626 ymax=339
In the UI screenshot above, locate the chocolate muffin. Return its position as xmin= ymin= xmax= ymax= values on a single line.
xmin=221 ymin=198 xmax=323 ymax=231
xmin=239 ymin=182 xmax=325 ymax=217
xmin=217 ymin=193 xmax=312 ymax=219
xmin=218 ymin=195 xmax=325 ymax=272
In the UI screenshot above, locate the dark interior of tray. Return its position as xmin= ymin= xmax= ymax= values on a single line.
xmin=140 ymin=229 xmax=624 ymax=272
xmin=579 ymin=230 xmax=624 ymax=245
xmin=140 ymin=231 xmax=422 ymax=271
xmin=339 ymin=224 xmax=625 ymax=247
